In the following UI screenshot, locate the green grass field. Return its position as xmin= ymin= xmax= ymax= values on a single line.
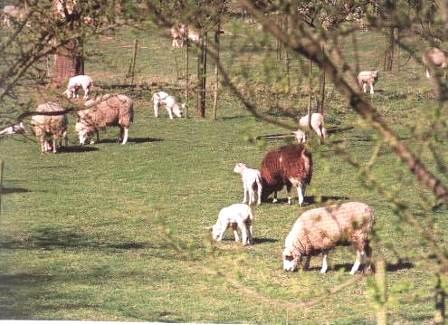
xmin=1 ymin=20 xmax=448 ymax=323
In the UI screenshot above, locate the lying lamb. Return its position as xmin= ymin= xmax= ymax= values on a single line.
xmin=75 ymin=94 xmax=133 ymax=145
xmin=283 ymin=201 xmax=374 ymax=275
xmin=422 ymin=47 xmax=448 ymax=78
xmin=0 ymin=122 xmax=25 ymax=136
xmin=63 ymin=75 xmax=93 ymax=100
xmin=260 ymin=144 xmax=312 ymax=206
xmin=233 ymin=162 xmax=262 ymax=206
xmin=31 ymin=102 xmax=68 ymax=153
xmin=357 ymin=70 xmax=379 ymax=94
xmin=211 ymin=203 xmax=254 ymax=245
xmin=298 ymin=113 xmax=326 ymax=143
xmin=152 ymin=91 xmax=185 ymax=119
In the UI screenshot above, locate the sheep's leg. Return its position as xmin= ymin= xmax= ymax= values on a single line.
xmin=350 ymin=250 xmax=364 ymax=275
xmin=237 ymin=221 xmax=248 ymax=245
xmin=247 ymin=219 xmax=254 ymax=245
xmin=167 ymin=107 xmax=174 ymax=120
xmin=369 ymin=82 xmax=374 ymax=95
xmin=121 ymin=127 xmax=129 ymax=145
xmin=154 ymin=102 xmax=159 ymax=118
xmin=40 ymin=137 xmax=46 ymax=153
xmin=231 ymin=223 xmax=240 ymax=242
xmin=426 ymin=68 xmax=431 ymax=79
xmin=256 ymin=178 xmax=262 ymax=206
xmin=52 ymin=137 xmax=57 ymax=154
xmin=83 ymin=87 xmax=89 ymax=100
xmin=286 ymin=184 xmax=293 ymax=205
xmin=297 ymin=183 xmax=306 ymax=206
xmin=248 ymin=186 xmax=255 ymax=205
xmin=272 ymin=191 xmax=278 ymax=203
xmin=242 ymin=183 xmax=248 ymax=204
xmin=320 ymin=252 xmax=329 ymax=273
xmin=362 ymin=83 xmax=367 ymax=93
xmin=303 ymin=256 xmax=311 ymax=270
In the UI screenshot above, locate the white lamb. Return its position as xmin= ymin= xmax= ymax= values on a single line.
xmin=233 ymin=162 xmax=262 ymax=206
xmin=152 ymin=91 xmax=185 ymax=119
xmin=211 ymin=203 xmax=254 ymax=245
xmin=357 ymin=70 xmax=379 ymax=94
xmin=299 ymin=113 xmax=327 ymax=143
xmin=282 ymin=201 xmax=374 ymax=275
xmin=63 ymin=75 xmax=93 ymax=100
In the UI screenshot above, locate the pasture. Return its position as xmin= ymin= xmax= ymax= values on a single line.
xmin=1 ymin=19 xmax=448 ymax=323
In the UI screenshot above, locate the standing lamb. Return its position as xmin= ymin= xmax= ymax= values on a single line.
xmin=233 ymin=162 xmax=262 ymax=206
xmin=63 ymin=75 xmax=93 ymax=100
xmin=422 ymin=47 xmax=448 ymax=79
xmin=282 ymin=202 xmax=374 ymax=275
xmin=152 ymin=91 xmax=185 ymax=119
xmin=298 ymin=113 xmax=326 ymax=143
xmin=31 ymin=102 xmax=68 ymax=153
xmin=170 ymin=23 xmax=187 ymax=48
xmin=211 ymin=203 xmax=254 ymax=245
xmin=357 ymin=70 xmax=379 ymax=94
xmin=260 ymin=144 xmax=312 ymax=206
xmin=75 ymin=94 xmax=133 ymax=145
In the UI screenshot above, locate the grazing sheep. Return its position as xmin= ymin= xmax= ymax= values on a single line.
xmin=31 ymin=102 xmax=68 ymax=153
xmin=63 ymin=75 xmax=93 ymax=100
xmin=357 ymin=70 xmax=378 ymax=94
xmin=0 ymin=122 xmax=25 ymax=136
xmin=422 ymin=47 xmax=448 ymax=78
xmin=260 ymin=144 xmax=312 ymax=206
xmin=282 ymin=201 xmax=374 ymax=275
xmin=211 ymin=203 xmax=254 ymax=245
xmin=170 ymin=23 xmax=187 ymax=48
xmin=152 ymin=91 xmax=184 ymax=119
xmin=293 ymin=129 xmax=307 ymax=144
xmin=75 ymin=94 xmax=133 ymax=145
xmin=233 ymin=163 xmax=262 ymax=206
xmin=298 ymin=113 xmax=326 ymax=143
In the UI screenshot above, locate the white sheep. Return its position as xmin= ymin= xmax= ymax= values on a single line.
xmin=0 ymin=122 xmax=25 ymax=136
xmin=233 ymin=162 xmax=262 ymax=206
xmin=187 ymin=26 xmax=201 ymax=44
xmin=152 ymin=91 xmax=184 ymax=119
xmin=357 ymin=70 xmax=379 ymax=94
xmin=282 ymin=201 xmax=374 ymax=275
xmin=170 ymin=23 xmax=187 ymax=48
xmin=63 ymin=75 xmax=93 ymax=100
xmin=31 ymin=102 xmax=68 ymax=153
xmin=299 ymin=113 xmax=327 ymax=143
xmin=211 ymin=203 xmax=254 ymax=245
xmin=292 ymin=128 xmax=307 ymax=144
xmin=75 ymin=94 xmax=133 ymax=145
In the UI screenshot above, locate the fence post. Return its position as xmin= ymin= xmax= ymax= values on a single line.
xmin=0 ymin=160 xmax=4 ymax=215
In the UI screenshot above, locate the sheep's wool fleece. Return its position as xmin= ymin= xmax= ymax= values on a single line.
xmin=82 ymin=94 xmax=133 ymax=128
xmin=284 ymin=202 xmax=374 ymax=257
xmin=31 ymin=102 xmax=67 ymax=136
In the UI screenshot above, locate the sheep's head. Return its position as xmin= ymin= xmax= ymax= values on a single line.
xmin=293 ymin=129 xmax=306 ymax=144
xmin=233 ymin=162 xmax=246 ymax=174
xmin=211 ymin=224 xmax=222 ymax=241
xmin=282 ymin=248 xmax=299 ymax=272
xmin=172 ymin=103 xmax=184 ymax=118
xmin=75 ymin=120 xmax=93 ymax=145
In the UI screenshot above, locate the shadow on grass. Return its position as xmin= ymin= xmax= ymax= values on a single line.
xmin=1 ymin=187 xmax=31 ymax=194
xmin=307 ymin=260 xmax=414 ymax=273
xmin=263 ymin=195 xmax=349 ymax=205
xmin=97 ymin=137 xmax=163 ymax=144
xmin=58 ymin=146 xmax=99 ymax=153
xmin=252 ymin=237 xmax=278 ymax=244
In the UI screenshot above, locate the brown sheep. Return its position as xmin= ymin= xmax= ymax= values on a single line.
xmin=75 ymin=94 xmax=133 ymax=145
xmin=260 ymin=144 xmax=312 ymax=206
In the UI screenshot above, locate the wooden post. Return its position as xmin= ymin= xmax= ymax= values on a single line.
xmin=375 ymin=258 xmax=387 ymax=325
xmin=307 ymin=59 xmax=312 ymax=127
xmin=212 ymin=22 xmax=220 ymax=120
xmin=127 ymin=39 xmax=139 ymax=86
xmin=185 ymin=43 xmax=189 ymax=118
xmin=0 ymin=160 xmax=3 ymax=215
xmin=197 ymin=30 xmax=207 ymax=118
xmin=434 ymin=273 xmax=446 ymax=324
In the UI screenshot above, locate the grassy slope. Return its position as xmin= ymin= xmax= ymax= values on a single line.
xmin=1 ymin=21 xmax=448 ymax=323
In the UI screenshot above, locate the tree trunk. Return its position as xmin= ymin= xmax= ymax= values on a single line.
xmin=51 ymin=39 xmax=84 ymax=87
xmin=197 ymin=30 xmax=207 ymax=118
xmin=185 ymin=41 xmax=189 ymax=118
xmin=383 ymin=26 xmax=396 ymax=72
